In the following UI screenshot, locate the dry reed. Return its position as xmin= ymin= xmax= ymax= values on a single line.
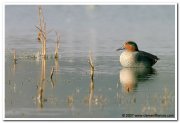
xmin=36 ymin=6 xmax=47 ymax=59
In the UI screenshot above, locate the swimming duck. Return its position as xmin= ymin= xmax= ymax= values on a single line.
xmin=116 ymin=41 xmax=159 ymax=67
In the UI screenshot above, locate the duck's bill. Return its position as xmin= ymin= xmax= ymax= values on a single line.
xmin=116 ymin=47 xmax=124 ymax=51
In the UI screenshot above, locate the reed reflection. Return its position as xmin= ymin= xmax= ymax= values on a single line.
xmin=11 ymin=61 xmax=17 ymax=77
xmin=50 ymin=58 xmax=60 ymax=88
xmin=119 ymin=67 xmax=156 ymax=93
xmin=37 ymin=58 xmax=46 ymax=109
xmin=55 ymin=58 xmax=59 ymax=75
xmin=88 ymin=73 xmax=95 ymax=110
xmin=50 ymin=66 xmax=55 ymax=88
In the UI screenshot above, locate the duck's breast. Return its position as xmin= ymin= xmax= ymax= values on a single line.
xmin=120 ymin=51 xmax=137 ymax=67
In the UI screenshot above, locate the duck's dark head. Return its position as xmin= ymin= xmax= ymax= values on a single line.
xmin=116 ymin=41 xmax=139 ymax=52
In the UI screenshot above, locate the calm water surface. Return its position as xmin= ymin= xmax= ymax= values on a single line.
xmin=5 ymin=5 xmax=175 ymax=118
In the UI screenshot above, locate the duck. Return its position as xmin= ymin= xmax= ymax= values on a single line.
xmin=116 ymin=41 xmax=159 ymax=67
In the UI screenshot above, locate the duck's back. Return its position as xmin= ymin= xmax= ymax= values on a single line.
xmin=136 ymin=51 xmax=159 ymax=67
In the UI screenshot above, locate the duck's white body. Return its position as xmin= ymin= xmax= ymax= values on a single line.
xmin=120 ymin=51 xmax=137 ymax=67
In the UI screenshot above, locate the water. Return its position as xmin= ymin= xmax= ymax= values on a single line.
xmin=5 ymin=5 xmax=175 ymax=118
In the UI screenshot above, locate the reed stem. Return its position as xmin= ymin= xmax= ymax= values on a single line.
xmin=36 ymin=6 xmax=47 ymax=59
xmin=54 ymin=32 xmax=60 ymax=59
xmin=88 ymin=51 xmax=95 ymax=80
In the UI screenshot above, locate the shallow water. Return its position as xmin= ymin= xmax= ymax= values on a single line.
xmin=5 ymin=5 xmax=175 ymax=118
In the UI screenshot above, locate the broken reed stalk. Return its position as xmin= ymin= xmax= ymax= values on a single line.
xmin=88 ymin=51 xmax=95 ymax=80
xmin=36 ymin=6 xmax=47 ymax=59
xmin=54 ymin=32 xmax=60 ymax=59
xmin=50 ymin=66 xmax=54 ymax=80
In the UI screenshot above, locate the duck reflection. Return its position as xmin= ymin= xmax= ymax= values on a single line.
xmin=119 ymin=67 xmax=156 ymax=93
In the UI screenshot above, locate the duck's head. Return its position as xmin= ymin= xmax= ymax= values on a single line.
xmin=116 ymin=41 xmax=139 ymax=52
